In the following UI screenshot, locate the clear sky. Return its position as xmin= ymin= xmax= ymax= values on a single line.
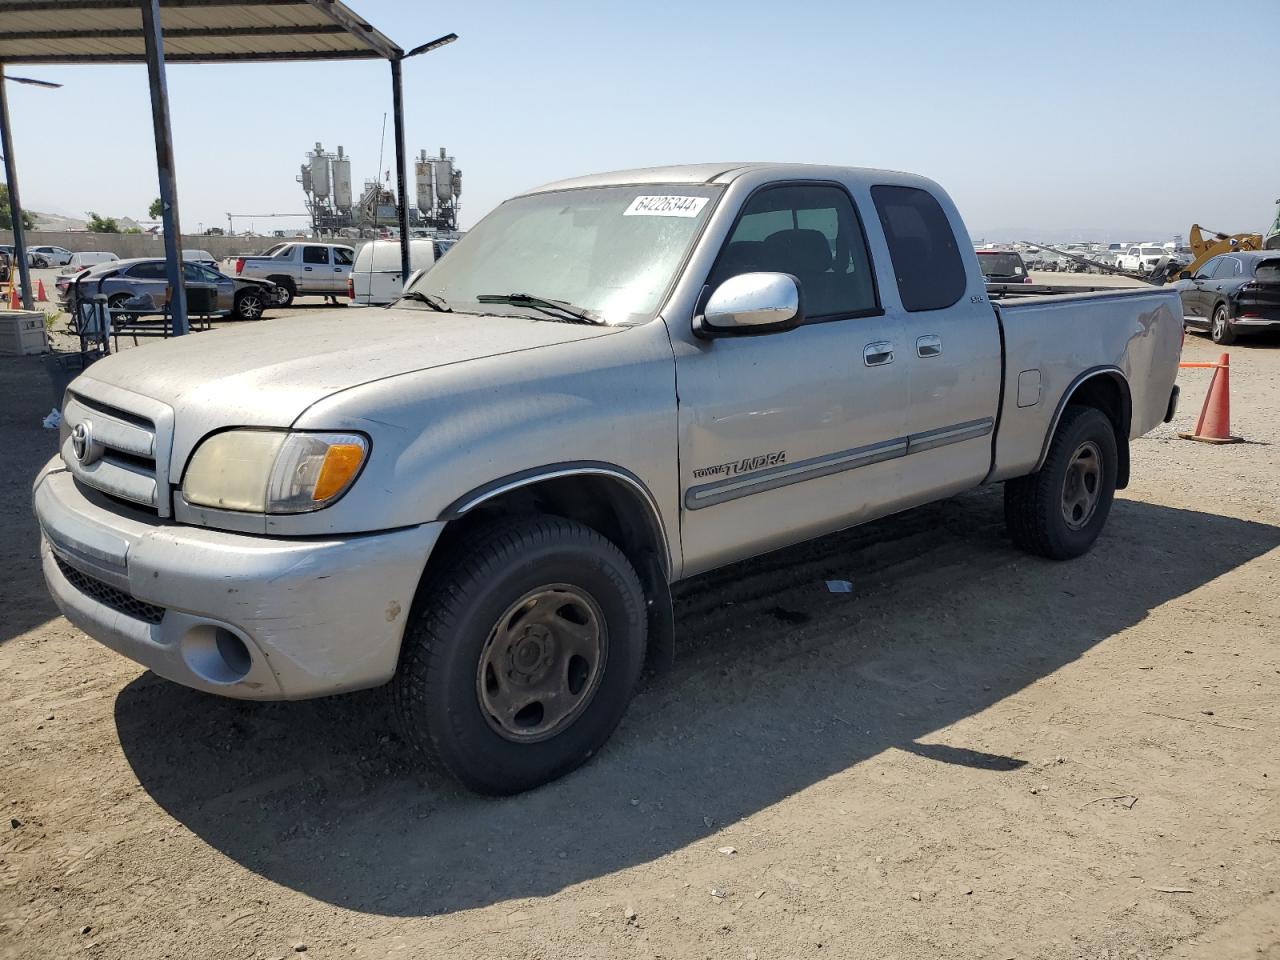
xmin=6 ymin=0 xmax=1277 ymax=241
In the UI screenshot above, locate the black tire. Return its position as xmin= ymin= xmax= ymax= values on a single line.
xmin=1004 ymin=405 xmax=1119 ymax=561
xmin=106 ymin=292 xmax=135 ymax=323
xmin=1209 ymin=302 xmax=1236 ymax=345
xmin=267 ymin=277 xmax=295 ymax=307
xmin=393 ymin=515 xmax=647 ymax=794
xmin=233 ymin=288 xmax=267 ymax=321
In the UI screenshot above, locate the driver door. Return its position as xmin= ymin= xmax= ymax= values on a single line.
xmin=674 ymin=182 xmax=908 ymax=575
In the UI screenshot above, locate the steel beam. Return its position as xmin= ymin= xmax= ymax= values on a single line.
xmin=0 ymin=63 xmax=34 ymax=310
xmin=391 ymin=57 xmax=410 ymax=282
xmin=139 ymin=0 xmax=188 ymax=335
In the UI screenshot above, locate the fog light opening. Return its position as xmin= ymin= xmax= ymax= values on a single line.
xmin=215 ymin=628 xmax=252 ymax=678
xmin=182 ymin=625 xmax=254 ymax=684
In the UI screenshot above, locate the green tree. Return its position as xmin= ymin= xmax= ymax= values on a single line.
xmin=86 ymin=211 xmax=120 ymax=233
xmin=0 ymin=185 xmax=36 ymax=232
xmin=148 ymin=197 xmax=163 ymax=219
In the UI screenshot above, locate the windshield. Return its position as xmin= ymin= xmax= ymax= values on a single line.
xmin=405 ymin=184 xmax=722 ymax=325
xmin=976 ymin=253 xmax=1025 ymax=276
xmin=1141 ymin=247 xmax=1165 ymax=256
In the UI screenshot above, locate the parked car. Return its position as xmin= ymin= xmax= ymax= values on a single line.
xmin=0 ymin=248 xmax=9 ymax=283
xmin=349 ymin=238 xmax=449 ymax=306
xmin=1116 ymin=245 xmax=1170 ymax=274
xmin=55 ymin=257 xmax=277 ymax=321
xmin=976 ymin=250 xmax=1034 ymax=284
xmin=60 ymin=251 xmax=119 ymax=275
xmin=232 ymin=241 xmax=354 ymax=305
xmin=34 ymin=162 xmax=1182 ymax=794
xmin=1174 ymin=251 xmax=1280 ymax=344
xmin=27 ymin=245 xmax=74 ymax=268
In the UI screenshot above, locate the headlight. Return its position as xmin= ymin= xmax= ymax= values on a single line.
xmin=182 ymin=430 xmax=369 ymax=514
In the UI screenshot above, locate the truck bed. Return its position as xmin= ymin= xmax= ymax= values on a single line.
xmin=988 ymin=286 xmax=1183 ymax=484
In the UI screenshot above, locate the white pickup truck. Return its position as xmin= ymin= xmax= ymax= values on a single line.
xmin=34 ymin=163 xmax=1182 ymax=793
xmin=231 ymin=241 xmax=354 ymax=306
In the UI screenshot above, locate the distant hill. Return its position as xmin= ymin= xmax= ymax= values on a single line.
xmin=27 ymin=211 xmax=146 ymax=233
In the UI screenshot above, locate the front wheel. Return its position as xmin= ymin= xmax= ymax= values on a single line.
xmin=233 ymin=289 xmax=267 ymax=321
xmin=1210 ymin=303 xmax=1236 ymax=345
xmin=392 ymin=515 xmax=647 ymax=794
xmin=1004 ymin=406 xmax=1119 ymax=560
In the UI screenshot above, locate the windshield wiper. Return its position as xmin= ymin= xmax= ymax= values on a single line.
xmin=475 ymin=292 xmax=604 ymax=325
xmin=394 ymin=290 xmax=452 ymax=312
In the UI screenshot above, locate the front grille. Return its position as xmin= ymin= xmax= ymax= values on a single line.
xmin=63 ymin=392 xmax=163 ymax=515
xmin=54 ymin=554 xmax=165 ymax=625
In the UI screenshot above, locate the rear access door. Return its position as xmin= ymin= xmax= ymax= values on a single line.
xmin=868 ymin=184 xmax=1002 ymax=500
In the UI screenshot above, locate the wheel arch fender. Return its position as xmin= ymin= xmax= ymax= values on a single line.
xmin=1035 ymin=367 xmax=1133 ymax=489
xmin=432 ymin=463 xmax=677 ymax=674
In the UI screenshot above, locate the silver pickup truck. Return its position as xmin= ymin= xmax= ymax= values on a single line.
xmin=231 ymin=241 xmax=354 ymax=306
xmin=34 ymin=163 xmax=1182 ymax=793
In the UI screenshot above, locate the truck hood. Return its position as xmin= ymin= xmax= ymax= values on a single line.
xmin=75 ymin=310 xmax=622 ymax=429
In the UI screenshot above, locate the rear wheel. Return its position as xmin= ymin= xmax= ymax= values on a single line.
xmin=392 ymin=515 xmax=647 ymax=794
xmin=1004 ymin=406 xmax=1118 ymax=560
xmin=1210 ymin=303 xmax=1236 ymax=345
xmin=106 ymin=292 xmax=135 ymax=323
xmin=268 ymin=277 xmax=295 ymax=307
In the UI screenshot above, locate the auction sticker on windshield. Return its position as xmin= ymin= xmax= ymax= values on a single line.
xmin=623 ymin=195 xmax=710 ymax=218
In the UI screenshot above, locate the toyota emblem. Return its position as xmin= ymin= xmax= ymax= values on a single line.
xmin=70 ymin=421 xmax=100 ymax=464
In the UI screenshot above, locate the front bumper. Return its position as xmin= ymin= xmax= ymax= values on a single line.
xmin=33 ymin=458 xmax=442 ymax=700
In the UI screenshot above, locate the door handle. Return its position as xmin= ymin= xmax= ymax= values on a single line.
xmin=916 ymin=334 xmax=942 ymax=358
xmin=863 ymin=341 xmax=894 ymax=367
xmin=304 ymin=266 xmax=313 ymax=271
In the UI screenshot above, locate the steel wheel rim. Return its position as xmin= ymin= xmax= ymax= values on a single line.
xmin=1212 ymin=308 xmax=1226 ymax=339
xmin=1061 ymin=440 xmax=1103 ymax=531
xmin=476 ymin=583 xmax=608 ymax=743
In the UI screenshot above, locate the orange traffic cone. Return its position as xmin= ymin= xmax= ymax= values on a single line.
xmin=36 ymin=279 xmax=48 ymax=302
xmin=7 ymin=283 xmax=18 ymax=310
xmin=1179 ymin=353 xmax=1242 ymax=444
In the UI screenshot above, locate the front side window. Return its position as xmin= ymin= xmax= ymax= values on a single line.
xmin=408 ymin=183 xmax=721 ymax=325
xmin=302 ymin=246 xmax=330 ymax=265
xmin=708 ymin=183 xmax=878 ymax=320
xmin=333 ymin=247 xmax=354 ymax=266
xmin=871 ymin=185 xmax=966 ymax=312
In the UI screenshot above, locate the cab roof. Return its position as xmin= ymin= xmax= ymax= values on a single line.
xmin=524 ymin=162 xmax=931 ymax=195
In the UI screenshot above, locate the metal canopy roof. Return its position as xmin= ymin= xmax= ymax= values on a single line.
xmin=0 ymin=0 xmax=403 ymax=64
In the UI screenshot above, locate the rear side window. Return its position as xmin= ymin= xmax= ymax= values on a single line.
xmin=1213 ymin=258 xmax=1240 ymax=279
xmin=128 ymin=262 xmax=167 ymax=280
xmin=870 ymin=185 xmax=966 ymax=312
xmin=708 ymin=183 xmax=878 ymax=320
xmin=1255 ymin=259 xmax=1280 ymax=283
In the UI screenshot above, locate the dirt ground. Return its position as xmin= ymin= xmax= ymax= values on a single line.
xmin=1 ymin=316 xmax=1277 ymax=960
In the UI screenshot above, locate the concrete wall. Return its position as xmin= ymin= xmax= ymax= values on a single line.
xmin=0 ymin=231 xmax=373 ymax=261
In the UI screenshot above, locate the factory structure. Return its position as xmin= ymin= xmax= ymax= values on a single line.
xmin=298 ymin=142 xmax=462 ymax=236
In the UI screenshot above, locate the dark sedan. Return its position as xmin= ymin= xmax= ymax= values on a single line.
xmin=56 ymin=258 xmax=277 ymax=321
xmin=1175 ymin=251 xmax=1280 ymax=345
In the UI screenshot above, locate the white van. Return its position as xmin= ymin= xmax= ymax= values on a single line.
xmin=61 ymin=251 xmax=120 ymax=275
xmin=349 ymin=238 xmax=445 ymax=306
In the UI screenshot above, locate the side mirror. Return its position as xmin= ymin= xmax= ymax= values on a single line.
xmin=695 ymin=272 xmax=803 ymax=338
xmin=1179 ymin=270 xmax=1192 ymax=280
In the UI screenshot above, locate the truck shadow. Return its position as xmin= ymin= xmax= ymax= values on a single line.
xmin=113 ymin=488 xmax=1280 ymax=917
